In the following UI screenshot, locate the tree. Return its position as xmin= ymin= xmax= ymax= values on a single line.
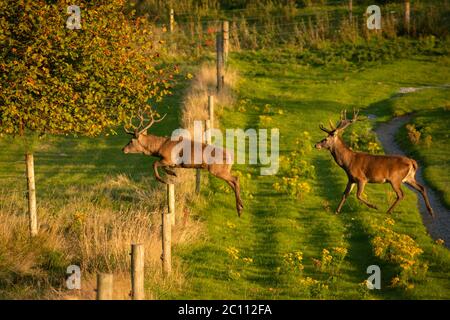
xmin=0 ymin=0 xmax=175 ymax=235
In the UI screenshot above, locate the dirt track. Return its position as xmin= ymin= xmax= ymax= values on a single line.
xmin=375 ymin=115 xmax=450 ymax=248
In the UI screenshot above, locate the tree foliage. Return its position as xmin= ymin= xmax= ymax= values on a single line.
xmin=0 ymin=0 xmax=175 ymax=137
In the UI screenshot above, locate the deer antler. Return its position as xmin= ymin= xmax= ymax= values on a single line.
xmin=319 ymin=117 xmax=338 ymax=134
xmin=319 ymin=123 xmax=334 ymax=134
xmin=123 ymin=108 xmax=167 ymax=136
xmin=124 ymin=111 xmax=136 ymax=135
xmin=335 ymin=108 xmax=359 ymax=132
xmin=319 ymin=109 xmax=360 ymax=135
xmin=136 ymin=111 xmax=167 ymax=135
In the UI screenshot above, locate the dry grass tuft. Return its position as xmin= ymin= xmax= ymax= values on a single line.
xmin=0 ymin=173 xmax=202 ymax=299
xmin=181 ymin=63 xmax=238 ymax=131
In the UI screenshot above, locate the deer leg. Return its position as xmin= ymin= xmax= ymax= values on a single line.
xmin=225 ymin=175 xmax=244 ymax=217
xmin=153 ymin=161 xmax=168 ymax=184
xmin=335 ymin=181 xmax=355 ymax=214
xmin=387 ymin=181 xmax=404 ymax=214
xmin=356 ymin=181 xmax=378 ymax=210
xmin=404 ymin=180 xmax=435 ymax=217
xmin=211 ymin=169 xmax=243 ymax=217
xmin=233 ymin=175 xmax=244 ymax=212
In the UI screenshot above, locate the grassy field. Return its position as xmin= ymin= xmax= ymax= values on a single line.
xmin=169 ymin=52 xmax=450 ymax=299
xmin=0 ymin=72 xmax=197 ymax=299
xmin=0 ymin=50 xmax=449 ymax=299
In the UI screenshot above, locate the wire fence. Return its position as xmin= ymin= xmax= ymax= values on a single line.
xmin=0 ymin=152 xmax=152 ymax=195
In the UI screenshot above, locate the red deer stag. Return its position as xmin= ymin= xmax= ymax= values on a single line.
xmin=315 ymin=109 xmax=434 ymax=217
xmin=122 ymin=110 xmax=244 ymax=216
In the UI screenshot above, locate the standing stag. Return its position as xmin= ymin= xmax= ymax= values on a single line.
xmin=122 ymin=110 xmax=244 ymax=216
xmin=315 ymin=109 xmax=434 ymax=217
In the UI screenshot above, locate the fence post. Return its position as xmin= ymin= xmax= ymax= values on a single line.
xmin=96 ymin=273 xmax=113 ymax=300
xmin=167 ymin=183 xmax=175 ymax=225
xmin=208 ymin=95 xmax=214 ymax=129
xmin=169 ymin=8 xmax=174 ymax=33
xmin=404 ymin=0 xmax=410 ymax=33
xmin=25 ymin=153 xmax=38 ymax=237
xmin=205 ymin=120 xmax=212 ymax=145
xmin=195 ymin=121 xmax=203 ymax=194
xmin=162 ymin=202 xmax=172 ymax=276
xmin=131 ymin=244 xmax=145 ymax=300
xmin=216 ymin=33 xmax=224 ymax=93
xmin=195 ymin=168 xmax=201 ymax=194
xmin=222 ymin=21 xmax=229 ymax=64
xmin=348 ymin=0 xmax=353 ymax=22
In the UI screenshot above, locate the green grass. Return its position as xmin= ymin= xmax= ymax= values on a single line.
xmin=0 ymin=49 xmax=449 ymax=299
xmin=0 ymin=70 xmax=191 ymax=299
xmin=0 ymin=72 xmax=186 ymax=192
xmin=171 ymin=52 xmax=450 ymax=299
xmin=397 ymin=107 xmax=450 ymax=208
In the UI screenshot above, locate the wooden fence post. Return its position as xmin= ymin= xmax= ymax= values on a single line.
xmin=169 ymin=8 xmax=174 ymax=33
xmin=131 ymin=244 xmax=145 ymax=300
xmin=205 ymin=120 xmax=212 ymax=145
xmin=208 ymin=95 xmax=214 ymax=129
xmin=216 ymin=33 xmax=224 ymax=93
xmin=404 ymin=0 xmax=410 ymax=33
xmin=162 ymin=201 xmax=172 ymax=276
xmin=167 ymin=183 xmax=175 ymax=225
xmin=96 ymin=273 xmax=113 ymax=300
xmin=195 ymin=168 xmax=201 ymax=194
xmin=25 ymin=153 xmax=38 ymax=237
xmin=349 ymin=0 xmax=353 ymax=22
xmin=195 ymin=121 xmax=203 ymax=194
xmin=222 ymin=21 xmax=229 ymax=64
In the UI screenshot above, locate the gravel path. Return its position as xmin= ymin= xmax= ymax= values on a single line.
xmin=375 ymin=115 xmax=450 ymax=248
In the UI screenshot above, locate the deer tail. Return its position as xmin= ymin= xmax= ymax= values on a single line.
xmin=411 ymin=159 xmax=418 ymax=172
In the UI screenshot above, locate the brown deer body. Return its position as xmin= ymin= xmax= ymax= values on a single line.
xmin=122 ymin=112 xmax=244 ymax=216
xmin=315 ymin=110 xmax=434 ymax=217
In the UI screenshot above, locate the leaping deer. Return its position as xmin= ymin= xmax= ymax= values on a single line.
xmin=315 ymin=109 xmax=434 ymax=217
xmin=122 ymin=110 xmax=244 ymax=216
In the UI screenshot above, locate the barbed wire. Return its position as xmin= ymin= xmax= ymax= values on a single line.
xmin=164 ymin=9 xmax=376 ymax=25
xmin=157 ymin=0 xmax=407 ymax=19
xmin=157 ymin=7 xmax=401 ymax=33
xmin=161 ymin=15 xmax=369 ymax=37
xmin=165 ymin=0 xmax=361 ymax=16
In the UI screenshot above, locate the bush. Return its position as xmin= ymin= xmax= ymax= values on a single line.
xmin=406 ymin=124 xmax=421 ymax=145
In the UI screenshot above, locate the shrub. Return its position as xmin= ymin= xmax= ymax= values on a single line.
xmin=282 ymin=251 xmax=304 ymax=274
xmin=368 ymin=217 xmax=427 ymax=289
xmin=406 ymin=124 xmax=421 ymax=144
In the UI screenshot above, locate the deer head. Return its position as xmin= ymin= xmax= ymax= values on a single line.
xmin=315 ymin=109 xmax=359 ymax=150
xmin=122 ymin=109 xmax=166 ymax=154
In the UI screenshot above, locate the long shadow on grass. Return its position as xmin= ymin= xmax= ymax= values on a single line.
xmin=239 ymin=107 xmax=287 ymax=296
